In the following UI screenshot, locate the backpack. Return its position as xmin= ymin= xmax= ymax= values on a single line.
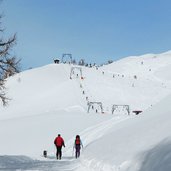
xmin=75 ymin=137 xmax=80 ymax=145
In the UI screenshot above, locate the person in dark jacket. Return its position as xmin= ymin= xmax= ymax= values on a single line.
xmin=74 ymin=135 xmax=83 ymax=158
xmin=54 ymin=134 xmax=65 ymax=160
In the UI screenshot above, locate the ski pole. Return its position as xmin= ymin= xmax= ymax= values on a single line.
xmin=54 ymin=145 xmax=56 ymax=157
xmin=72 ymin=146 xmax=75 ymax=157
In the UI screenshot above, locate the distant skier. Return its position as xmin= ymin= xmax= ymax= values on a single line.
xmin=74 ymin=135 xmax=83 ymax=158
xmin=54 ymin=134 xmax=65 ymax=160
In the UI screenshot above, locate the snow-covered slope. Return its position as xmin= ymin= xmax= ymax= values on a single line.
xmin=0 ymin=64 xmax=113 ymax=156
xmin=102 ymin=51 xmax=171 ymax=80
xmin=0 ymin=64 xmax=86 ymax=119
xmin=0 ymin=51 xmax=171 ymax=171
xmin=83 ymin=52 xmax=171 ymax=110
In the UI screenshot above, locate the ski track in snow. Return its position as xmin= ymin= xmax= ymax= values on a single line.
xmin=77 ymin=115 xmax=132 ymax=171
xmin=81 ymin=115 xmax=131 ymax=147
xmin=64 ymin=114 xmax=131 ymax=155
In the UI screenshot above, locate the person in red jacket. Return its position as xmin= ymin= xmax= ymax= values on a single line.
xmin=54 ymin=134 xmax=65 ymax=160
xmin=74 ymin=135 xmax=83 ymax=158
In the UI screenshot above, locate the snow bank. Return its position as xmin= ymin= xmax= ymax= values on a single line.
xmin=80 ymin=93 xmax=171 ymax=171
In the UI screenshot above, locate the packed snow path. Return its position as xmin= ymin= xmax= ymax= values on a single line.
xmin=0 ymin=155 xmax=79 ymax=171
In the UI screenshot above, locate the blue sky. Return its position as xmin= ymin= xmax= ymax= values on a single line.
xmin=1 ymin=0 xmax=171 ymax=70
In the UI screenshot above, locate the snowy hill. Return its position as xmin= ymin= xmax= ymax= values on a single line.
xmin=0 ymin=51 xmax=171 ymax=171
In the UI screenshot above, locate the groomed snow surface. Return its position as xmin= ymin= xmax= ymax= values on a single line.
xmin=1 ymin=51 xmax=171 ymax=171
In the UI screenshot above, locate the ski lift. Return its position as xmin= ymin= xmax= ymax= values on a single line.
xmin=87 ymin=102 xmax=104 ymax=113
xmin=112 ymin=104 xmax=130 ymax=115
